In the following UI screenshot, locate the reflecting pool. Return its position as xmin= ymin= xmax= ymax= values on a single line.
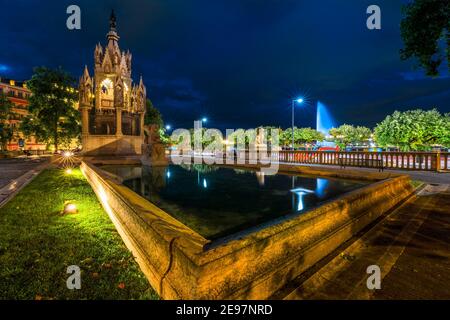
xmin=102 ymin=164 xmax=369 ymax=241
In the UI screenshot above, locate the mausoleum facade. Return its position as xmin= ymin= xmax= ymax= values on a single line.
xmin=78 ymin=11 xmax=146 ymax=155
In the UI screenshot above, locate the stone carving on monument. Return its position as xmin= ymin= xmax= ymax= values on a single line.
xmin=78 ymin=10 xmax=147 ymax=156
xmin=141 ymin=124 xmax=168 ymax=166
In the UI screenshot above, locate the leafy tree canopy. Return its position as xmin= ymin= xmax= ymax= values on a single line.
xmin=374 ymin=108 xmax=448 ymax=151
xmin=144 ymin=99 xmax=163 ymax=128
xmin=280 ymin=127 xmax=325 ymax=146
xmin=21 ymin=67 xmax=80 ymax=151
xmin=400 ymin=0 xmax=450 ymax=77
xmin=144 ymin=99 xmax=170 ymax=144
xmin=329 ymin=124 xmax=372 ymax=147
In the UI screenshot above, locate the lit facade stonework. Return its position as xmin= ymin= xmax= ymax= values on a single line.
xmin=78 ymin=11 xmax=146 ymax=156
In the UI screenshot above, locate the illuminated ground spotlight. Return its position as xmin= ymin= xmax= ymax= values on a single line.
xmin=56 ymin=150 xmax=79 ymax=169
xmin=65 ymin=168 xmax=73 ymax=174
xmin=63 ymin=202 xmax=78 ymax=214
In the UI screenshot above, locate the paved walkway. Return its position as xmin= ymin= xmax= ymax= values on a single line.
xmin=0 ymin=157 xmax=50 ymax=208
xmin=282 ymin=184 xmax=450 ymax=300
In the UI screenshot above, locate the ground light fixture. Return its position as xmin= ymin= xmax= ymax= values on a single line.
xmin=65 ymin=168 xmax=73 ymax=174
xmin=63 ymin=202 xmax=78 ymax=214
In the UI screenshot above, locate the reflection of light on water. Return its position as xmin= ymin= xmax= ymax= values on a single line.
xmin=203 ymin=178 xmax=208 ymax=188
xmin=166 ymin=170 xmax=171 ymax=178
xmin=290 ymin=188 xmax=314 ymax=212
xmin=315 ymin=178 xmax=328 ymax=198
xmin=256 ymin=172 xmax=265 ymax=186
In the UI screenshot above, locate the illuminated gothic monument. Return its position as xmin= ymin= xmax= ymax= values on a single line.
xmin=78 ymin=11 xmax=146 ymax=155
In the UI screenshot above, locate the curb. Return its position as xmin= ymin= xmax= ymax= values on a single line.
xmin=0 ymin=160 xmax=51 ymax=209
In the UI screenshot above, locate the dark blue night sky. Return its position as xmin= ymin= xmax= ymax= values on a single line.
xmin=1 ymin=0 xmax=449 ymax=130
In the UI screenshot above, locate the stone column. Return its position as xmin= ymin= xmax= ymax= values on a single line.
xmin=81 ymin=106 xmax=89 ymax=135
xmin=116 ymin=108 xmax=122 ymax=136
xmin=139 ymin=113 xmax=145 ymax=137
xmin=131 ymin=115 xmax=136 ymax=136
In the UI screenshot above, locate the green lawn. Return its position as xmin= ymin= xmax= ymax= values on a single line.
xmin=0 ymin=167 xmax=158 ymax=300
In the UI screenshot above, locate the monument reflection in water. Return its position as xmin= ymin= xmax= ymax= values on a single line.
xmin=102 ymin=164 xmax=368 ymax=241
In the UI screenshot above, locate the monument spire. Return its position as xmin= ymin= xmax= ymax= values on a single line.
xmin=107 ymin=9 xmax=120 ymax=43
xmin=110 ymin=9 xmax=117 ymax=31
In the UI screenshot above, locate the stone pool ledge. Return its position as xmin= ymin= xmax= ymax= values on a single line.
xmin=81 ymin=160 xmax=414 ymax=300
xmin=220 ymin=162 xmax=400 ymax=182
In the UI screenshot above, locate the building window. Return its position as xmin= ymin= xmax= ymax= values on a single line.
xmin=100 ymin=78 xmax=114 ymax=107
xmin=18 ymin=92 xmax=23 ymax=98
xmin=8 ymin=90 xmax=15 ymax=97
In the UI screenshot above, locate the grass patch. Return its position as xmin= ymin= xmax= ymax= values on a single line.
xmin=411 ymin=180 xmax=424 ymax=189
xmin=0 ymin=167 xmax=158 ymax=300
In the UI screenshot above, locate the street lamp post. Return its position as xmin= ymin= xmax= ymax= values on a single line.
xmin=291 ymin=98 xmax=304 ymax=149
xmin=193 ymin=117 xmax=208 ymax=157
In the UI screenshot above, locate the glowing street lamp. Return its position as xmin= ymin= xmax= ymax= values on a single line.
xmin=165 ymin=124 xmax=172 ymax=130
xmin=201 ymin=117 xmax=207 ymax=123
xmin=291 ymin=98 xmax=304 ymax=149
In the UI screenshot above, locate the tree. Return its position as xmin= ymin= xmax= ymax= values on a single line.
xmin=0 ymin=93 xmax=14 ymax=151
xmin=353 ymin=126 xmax=372 ymax=144
xmin=374 ymin=109 xmax=446 ymax=151
xmin=190 ymin=127 xmax=223 ymax=149
xmin=21 ymin=67 xmax=80 ymax=151
xmin=400 ymin=0 xmax=450 ymax=77
xmin=439 ymin=113 xmax=450 ymax=147
xmin=228 ymin=128 xmax=256 ymax=148
xmin=329 ymin=124 xmax=371 ymax=147
xmin=144 ymin=99 xmax=163 ymax=128
xmin=144 ymin=98 xmax=170 ymax=144
xmin=280 ymin=127 xmax=324 ymax=147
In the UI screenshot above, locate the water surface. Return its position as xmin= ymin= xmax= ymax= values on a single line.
xmin=102 ymin=164 xmax=369 ymax=241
